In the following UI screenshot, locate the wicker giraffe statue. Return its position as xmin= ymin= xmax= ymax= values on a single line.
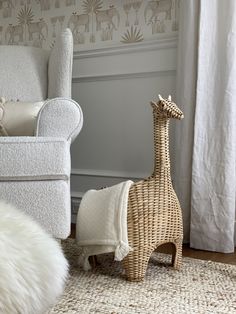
xmin=123 ymin=94 xmax=184 ymax=281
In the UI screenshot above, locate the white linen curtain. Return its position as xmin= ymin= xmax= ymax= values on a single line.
xmin=173 ymin=0 xmax=236 ymax=253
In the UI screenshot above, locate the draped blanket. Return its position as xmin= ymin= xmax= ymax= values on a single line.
xmin=76 ymin=181 xmax=133 ymax=270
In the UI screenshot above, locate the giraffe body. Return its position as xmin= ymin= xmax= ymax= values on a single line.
xmin=123 ymin=95 xmax=184 ymax=281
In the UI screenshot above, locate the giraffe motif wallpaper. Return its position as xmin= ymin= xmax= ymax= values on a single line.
xmin=0 ymin=0 xmax=179 ymax=51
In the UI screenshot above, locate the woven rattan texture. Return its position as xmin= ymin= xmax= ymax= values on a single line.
xmin=123 ymin=96 xmax=184 ymax=281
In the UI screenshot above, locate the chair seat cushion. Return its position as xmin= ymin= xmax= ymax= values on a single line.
xmin=0 ymin=137 xmax=70 ymax=181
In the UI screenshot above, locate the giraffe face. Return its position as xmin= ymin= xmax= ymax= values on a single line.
xmin=151 ymin=95 xmax=184 ymax=120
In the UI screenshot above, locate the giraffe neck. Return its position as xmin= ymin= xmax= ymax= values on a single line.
xmin=153 ymin=115 xmax=171 ymax=175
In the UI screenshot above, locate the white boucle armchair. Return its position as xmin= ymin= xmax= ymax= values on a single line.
xmin=0 ymin=29 xmax=83 ymax=239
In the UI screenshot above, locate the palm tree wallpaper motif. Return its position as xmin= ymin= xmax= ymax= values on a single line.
xmin=121 ymin=25 xmax=143 ymax=43
xmin=17 ymin=5 xmax=34 ymax=42
xmin=82 ymin=0 xmax=103 ymax=43
xmin=0 ymin=0 xmax=179 ymax=50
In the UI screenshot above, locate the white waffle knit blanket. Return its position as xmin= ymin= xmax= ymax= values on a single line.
xmin=76 ymin=180 xmax=133 ymax=270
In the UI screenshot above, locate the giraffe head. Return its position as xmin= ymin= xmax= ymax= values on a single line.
xmin=151 ymin=95 xmax=184 ymax=120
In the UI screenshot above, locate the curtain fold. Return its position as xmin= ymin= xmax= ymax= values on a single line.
xmin=174 ymin=0 xmax=236 ymax=252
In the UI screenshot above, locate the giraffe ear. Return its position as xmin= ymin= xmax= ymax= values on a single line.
xmin=150 ymin=101 xmax=158 ymax=109
xmin=168 ymin=95 xmax=172 ymax=101
xmin=158 ymin=94 xmax=164 ymax=101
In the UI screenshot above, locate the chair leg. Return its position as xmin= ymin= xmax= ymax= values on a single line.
xmin=123 ymin=246 xmax=152 ymax=282
xmin=171 ymin=239 xmax=182 ymax=270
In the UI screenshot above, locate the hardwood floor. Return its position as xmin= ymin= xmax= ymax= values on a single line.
xmin=71 ymin=224 xmax=236 ymax=265
xmin=156 ymin=243 xmax=236 ymax=265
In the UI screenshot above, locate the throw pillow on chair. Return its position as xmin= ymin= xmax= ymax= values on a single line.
xmin=0 ymin=97 xmax=44 ymax=136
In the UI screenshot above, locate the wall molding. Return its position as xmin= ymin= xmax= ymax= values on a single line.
xmin=71 ymin=168 xmax=149 ymax=180
xmin=73 ymin=35 xmax=178 ymax=60
xmin=72 ymin=34 xmax=177 ymax=83
xmin=72 ymin=69 xmax=176 ymax=83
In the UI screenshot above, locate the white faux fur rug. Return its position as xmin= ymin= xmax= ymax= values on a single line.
xmin=48 ymin=239 xmax=236 ymax=314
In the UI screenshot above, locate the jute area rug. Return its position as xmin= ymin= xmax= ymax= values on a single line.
xmin=48 ymin=239 xmax=236 ymax=314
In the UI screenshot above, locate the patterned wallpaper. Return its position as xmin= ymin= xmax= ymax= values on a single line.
xmin=0 ymin=0 xmax=179 ymax=51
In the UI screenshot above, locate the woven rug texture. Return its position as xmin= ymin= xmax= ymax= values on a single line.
xmin=48 ymin=239 xmax=236 ymax=314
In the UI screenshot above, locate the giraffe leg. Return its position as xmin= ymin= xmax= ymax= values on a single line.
xmin=171 ymin=239 xmax=183 ymax=270
xmin=89 ymin=255 xmax=98 ymax=268
xmin=122 ymin=246 xmax=153 ymax=282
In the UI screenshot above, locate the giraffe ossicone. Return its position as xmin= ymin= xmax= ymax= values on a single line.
xmin=158 ymin=94 xmax=172 ymax=101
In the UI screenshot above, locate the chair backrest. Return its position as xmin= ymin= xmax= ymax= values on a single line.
xmin=0 ymin=46 xmax=49 ymax=101
xmin=0 ymin=29 xmax=73 ymax=102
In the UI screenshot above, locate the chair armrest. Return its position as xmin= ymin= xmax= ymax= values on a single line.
xmin=35 ymin=97 xmax=83 ymax=142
